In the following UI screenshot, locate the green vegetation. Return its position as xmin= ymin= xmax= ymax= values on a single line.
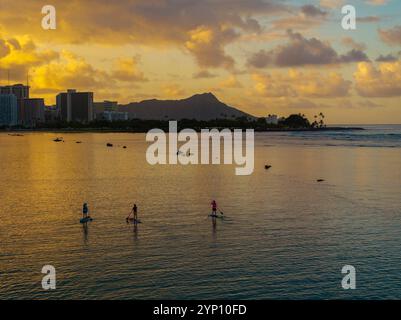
xmin=3 ymin=113 xmax=359 ymax=132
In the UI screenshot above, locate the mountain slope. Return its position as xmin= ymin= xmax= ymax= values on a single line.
xmin=118 ymin=93 xmax=254 ymax=121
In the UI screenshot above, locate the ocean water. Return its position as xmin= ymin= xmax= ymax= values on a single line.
xmin=0 ymin=125 xmax=400 ymax=300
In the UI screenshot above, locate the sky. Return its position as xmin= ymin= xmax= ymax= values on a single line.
xmin=0 ymin=0 xmax=400 ymax=124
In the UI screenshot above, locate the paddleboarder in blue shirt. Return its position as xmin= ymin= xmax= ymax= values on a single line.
xmin=83 ymin=203 xmax=89 ymax=219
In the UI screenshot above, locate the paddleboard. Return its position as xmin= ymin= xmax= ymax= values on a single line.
xmin=80 ymin=217 xmax=93 ymax=223
xmin=127 ymin=218 xmax=142 ymax=224
xmin=209 ymin=214 xmax=224 ymax=219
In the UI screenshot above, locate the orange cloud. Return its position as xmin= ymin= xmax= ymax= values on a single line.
xmin=162 ymin=84 xmax=186 ymax=98
xmin=185 ymin=26 xmax=237 ymax=68
xmin=111 ymin=57 xmax=147 ymax=82
xmin=219 ymin=75 xmax=243 ymax=88
xmin=0 ymin=0 xmax=286 ymax=70
xmin=0 ymin=35 xmax=59 ymax=81
xmin=252 ymin=70 xmax=351 ymax=98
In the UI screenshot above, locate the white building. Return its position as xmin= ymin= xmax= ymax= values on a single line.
xmin=96 ymin=111 xmax=128 ymax=122
xmin=266 ymin=114 xmax=278 ymax=125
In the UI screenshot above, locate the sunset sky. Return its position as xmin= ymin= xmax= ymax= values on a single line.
xmin=0 ymin=0 xmax=400 ymax=124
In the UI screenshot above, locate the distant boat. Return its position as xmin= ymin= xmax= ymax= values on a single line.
xmin=53 ymin=138 xmax=63 ymax=142
xmin=106 ymin=143 xmax=113 ymax=147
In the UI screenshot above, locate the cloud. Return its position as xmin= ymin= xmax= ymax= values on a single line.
xmin=358 ymin=100 xmax=382 ymax=108
xmin=247 ymin=30 xmax=368 ymax=68
xmin=320 ymin=0 xmax=344 ymax=8
xmin=354 ymin=61 xmax=401 ymax=97
xmin=193 ymin=70 xmax=217 ymax=79
xmin=376 ymin=54 xmax=399 ymax=62
xmin=0 ymin=0 xmax=287 ymax=69
xmin=31 ymin=51 xmax=108 ymax=93
xmin=29 ymin=51 xmax=151 ymax=104
xmin=339 ymin=49 xmax=369 ymax=63
xmin=281 ymin=98 xmax=333 ymax=109
xmin=252 ymin=70 xmax=351 ymax=98
xmin=219 ymin=75 xmax=243 ymax=88
xmin=341 ymin=37 xmax=367 ymax=51
xmin=0 ymin=35 xmax=59 ymax=81
xmin=0 ymin=39 xmax=10 ymax=58
xmin=110 ymin=57 xmax=147 ymax=82
xmin=185 ymin=26 xmax=238 ymax=68
xmin=379 ymin=25 xmax=401 ymax=46
xmin=357 ymin=16 xmax=381 ymax=23
xmin=247 ymin=50 xmax=272 ymax=68
xmin=162 ymin=84 xmax=186 ymax=98
xmin=271 ymin=5 xmax=328 ymax=31
xmin=300 ymin=5 xmax=327 ymax=17
xmin=365 ymin=0 xmax=389 ymax=5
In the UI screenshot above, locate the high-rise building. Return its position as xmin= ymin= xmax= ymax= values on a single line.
xmin=20 ymin=98 xmax=45 ymax=127
xmin=0 ymin=84 xmax=30 ymax=123
xmin=56 ymin=89 xmax=94 ymax=123
xmin=0 ymin=94 xmax=18 ymax=126
xmin=0 ymin=84 xmax=30 ymax=99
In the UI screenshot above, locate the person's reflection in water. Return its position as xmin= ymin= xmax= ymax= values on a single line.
xmin=82 ymin=222 xmax=89 ymax=244
xmin=133 ymin=224 xmax=139 ymax=240
xmin=212 ymin=216 xmax=217 ymax=239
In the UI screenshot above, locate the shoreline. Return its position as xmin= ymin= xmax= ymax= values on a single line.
xmin=1 ymin=127 xmax=365 ymax=134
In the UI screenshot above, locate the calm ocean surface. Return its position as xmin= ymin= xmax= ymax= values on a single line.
xmin=0 ymin=125 xmax=400 ymax=299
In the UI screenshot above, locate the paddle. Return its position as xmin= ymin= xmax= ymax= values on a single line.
xmin=126 ymin=210 xmax=133 ymax=221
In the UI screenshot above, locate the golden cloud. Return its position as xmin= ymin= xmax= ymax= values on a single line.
xmin=185 ymin=26 xmax=238 ymax=68
xmin=354 ymin=61 xmax=401 ymax=97
xmin=162 ymin=84 xmax=186 ymax=98
xmin=0 ymin=0 xmax=286 ymax=70
xmin=111 ymin=57 xmax=147 ymax=82
xmin=252 ymin=70 xmax=351 ymax=98
xmin=219 ymin=75 xmax=243 ymax=88
xmin=31 ymin=51 xmax=108 ymax=92
xmin=0 ymin=35 xmax=59 ymax=81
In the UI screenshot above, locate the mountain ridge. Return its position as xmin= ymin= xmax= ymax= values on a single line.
xmin=118 ymin=92 xmax=255 ymax=121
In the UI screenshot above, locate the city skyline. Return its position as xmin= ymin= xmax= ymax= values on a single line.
xmin=0 ymin=1 xmax=401 ymax=124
